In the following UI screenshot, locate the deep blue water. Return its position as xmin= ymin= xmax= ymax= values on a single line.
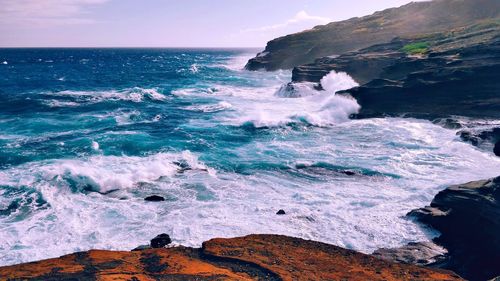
xmin=1 ymin=48 xmax=499 ymax=266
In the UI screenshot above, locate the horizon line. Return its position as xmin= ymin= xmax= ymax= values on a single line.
xmin=0 ymin=46 xmax=264 ymax=49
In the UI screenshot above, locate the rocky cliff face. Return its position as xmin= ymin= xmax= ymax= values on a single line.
xmin=0 ymin=235 xmax=463 ymax=281
xmin=409 ymin=177 xmax=500 ymax=281
xmin=288 ymin=21 xmax=500 ymax=121
xmin=246 ymin=0 xmax=500 ymax=71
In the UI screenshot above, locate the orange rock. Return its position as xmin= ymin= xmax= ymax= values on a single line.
xmin=0 ymin=234 xmax=464 ymax=281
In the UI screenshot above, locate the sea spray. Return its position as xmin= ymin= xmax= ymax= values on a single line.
xmin=217 ymin=70 xmax=361 ymax=127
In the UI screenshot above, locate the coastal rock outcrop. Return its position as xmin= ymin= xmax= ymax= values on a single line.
xmin=372 ymin=241 xmax=447 ymax=267
xmin=150 ymin=233 xmax=172 ymax=248
xmin=288 ymin=21 xmax=500 ymax=121
xmin=408 ymin=177 xmax=500 ymax=281
xmin=0 ymin=234 xmax=463 ymax=280
xmin=459 ymin=127 xmax=500 ymax=156
xmin=144 ymin=195 xmax=165 ymax=202
xmin=246 ymin=0 xmax=500 ymax=71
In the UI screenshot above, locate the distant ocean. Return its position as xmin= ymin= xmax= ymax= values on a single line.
xmin=1 ymin=48 xmax=499 ymax=266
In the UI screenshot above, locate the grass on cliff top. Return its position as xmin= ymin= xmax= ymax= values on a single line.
xmin=402 ymin=42 xmax=430 ymax=55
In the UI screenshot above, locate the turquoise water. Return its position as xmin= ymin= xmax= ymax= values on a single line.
xmin=1 ymin=48 xmax=499 ymax=265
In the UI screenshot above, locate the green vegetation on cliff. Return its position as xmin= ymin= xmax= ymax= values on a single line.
xmin=402 ymin=42 xmax=429 ymax=55
xmin=246 ymin=0 xmax=500 ymax=71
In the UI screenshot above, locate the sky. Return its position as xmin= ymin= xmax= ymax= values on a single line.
xmin=0 ymin=0 xmax=427 ymax=48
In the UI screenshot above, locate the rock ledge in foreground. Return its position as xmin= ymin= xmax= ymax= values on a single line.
xmin=0 ymin=234 xmax=463 ymax=281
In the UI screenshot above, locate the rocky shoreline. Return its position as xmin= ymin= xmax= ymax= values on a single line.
xmin=2 ymin=177 xmax=499 ymax=280
xmin=283 ymin=21 xmax=500 ymax=157
xmin=290 ymin=21 xmax=500 ymax=120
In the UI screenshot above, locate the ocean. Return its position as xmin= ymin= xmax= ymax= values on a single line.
xmin=0 ymin=48 xmax=499 ymax=266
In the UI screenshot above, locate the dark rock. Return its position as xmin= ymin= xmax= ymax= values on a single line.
xmin=150 ymin=233 xmax=172 ymax=248
xmin=336 ymin=24 xmax=500 ymax=120
xmin=431 ymin=118 xmax=463 ymax=129
xmin=408 ymin=176 xmax=500 ymax=281
xmin=459 ymin=127 xmax=500 ymax=154
xmin=458 ymin=130 xmax=482 ymax=146
xmin=276 ymin=210 xmax=286 ymax=215
xmin=284 ymin=21 xmax=500 ymax=121
xmin=372 ymin=241 xmax=448 ymax=266
xmin=144 ymin=195 xmax=165 ymax=202
xmin=132 ymin=244 xmax=151 ymax=251
xmin=246 ymin=0 xmax=500 ymax=70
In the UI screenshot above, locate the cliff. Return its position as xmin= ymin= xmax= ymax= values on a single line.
xmin=285 ymin=20 xmax=500 ymax=121
xmin=246 ymin=0 xmax=500 ymax=71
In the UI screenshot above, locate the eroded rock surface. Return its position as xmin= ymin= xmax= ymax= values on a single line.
xmin=409 ymin=177 xmax=500 ymax=281
xmin=0 ymin=235 xmax=463 ymax=281
xmin=290 ymin=22 xmax=500 ymax=120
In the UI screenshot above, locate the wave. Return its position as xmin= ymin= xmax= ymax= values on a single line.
xmin=207 ymin=71 xmax=361 ymax=127
xmin=208 ymin=53 xmax=256 ymax=71
xmin=0 ymin=151 xmax=211 ymax=195
xmin=184 ymin=101 xmax=233 ymax=113
xmin=43 ymin=87 xmax=167 ymax=107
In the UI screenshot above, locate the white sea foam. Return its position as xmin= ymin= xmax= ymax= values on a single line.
xmin=181 ymin=70 xmax=360 ymax=127
xmin=209 ymin=53 xmax=255 ymax=71
xmin=1 ymin=121 xmax=499 ymax=266
xmin=2 ymin=61 xmax=7 ymax=65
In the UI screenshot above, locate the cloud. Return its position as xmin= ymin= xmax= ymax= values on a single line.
xmin=242 ymin=10 xmax=331 ymax=33
xmin=0 ymin=0 xmax=109 ymax=27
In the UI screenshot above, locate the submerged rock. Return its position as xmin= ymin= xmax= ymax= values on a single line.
xmin=150 ymin=233 xmax=172 ymax=248
xmin=144 ymin=195 xmax=165 ymax=202
xmin=0 ymin=234 xmax=463 ymax=280
xmin=409 ymin=176 xmax=500 ymax=281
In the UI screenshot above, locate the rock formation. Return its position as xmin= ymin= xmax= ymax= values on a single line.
xmin=0 ymin=235 xmax=463 ymax=280
xmin=409 ymin=177 xmax=500 ymax=281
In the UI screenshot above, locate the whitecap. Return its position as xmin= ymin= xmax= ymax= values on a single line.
xmin=43 ymin=100 xmax=80 ymax=108
xmin=184 ymin=101 xmax=233 ymax=113
xmin=44 ymin=87 xmax=167 ymax=105
xmin=91 ymin=141 xmax=100 ymax=151
xmin=190 ymin=64 xmax=199 ymax=73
